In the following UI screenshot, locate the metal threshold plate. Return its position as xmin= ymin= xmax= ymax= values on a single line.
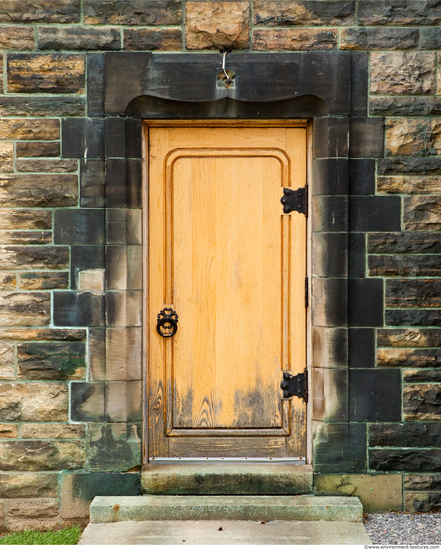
xmin=149 ymin=457 xmax=306 ymax=464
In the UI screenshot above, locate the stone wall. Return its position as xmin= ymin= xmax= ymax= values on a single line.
xmin=0 ymin=0 xmax=440 ymax=526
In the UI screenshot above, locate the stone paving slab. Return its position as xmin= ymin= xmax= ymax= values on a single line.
xmin=79 ymin=520 xmax=372 ymax=545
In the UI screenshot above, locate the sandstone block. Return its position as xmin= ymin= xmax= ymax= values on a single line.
xmin=70 ymin=382 xmax=105 ymax=422
xmin=370 ymin=422 xmax=441 ymax=448
xmin=89 ymin=329 xmax=105 ymax=381
xmin=16 ymin=142 xmax=60 ymax=158
xmin=359 ymin=1 xmax=441 ymax=26
xmin=17 ymin=342 xmax=86 ymax=381
xmin=405 ymin=475 xmax=441 ymax=491
xmin=379 ymin=157 xmax=441 ymax=175
xmin=0 ymin=329 xmax=85 ymax=341
xmin=7 ymin=498 xmax=59 ymax=520
xmin=0 ymin=246 xmax=69 ymax=270
xmin=20 ymin=423 xmax=85 ymax=439
xmin=124 ymin=28 xmax=182 ymax=50
xmin=253 ymin=0 xmax=355 ymax=26
xmin=106 ymin=381 xmax=142 ymax=422
xmin=369 ymin=255 xmax=441 ymax=277
xmin=0 ymin=210 xmax=51 ymax=230
xmin=0 ymin=143 xmax=13 ymax=173
xmin=19 ymin=272 xmax=69 ymax=290
xmin=386 ymin=119 xmax=441 ymax=156
xmin=0 ymin=343 xmax=14 ymax=366
xmin=84 ymin=0 xmax=182 ymax=25
xmin=0 ymin=231 xmax=51 ymax=245
xmin=88 ymin=423 xmax=141 ymax=471
xmin=404 ymin=196 xmax=441 ymax=230
xmin=0 ymin=1 xmax=80 ymax=23
xmin=386 ymin=309 xmax=441 ymax=328
xmin=404 ymin=369 xmax=441 ymax=383
xmin=16 ymin=159 xmax=77 ymax=173
xmin=369 ymin=233 xmax=441 ymax=254
xmin=377 ymin=176 xmax=441 ymax=194
xmin=378 ymin=348 xmax=441 ymax=367
xmin=0 ymin=382 xmax=68 ymax=422
xmin=7 ymin=54 xmax=85 ymax=94
xmin=38 ymin=26 xmax=121 ymax=51
xmin=0 ymin=473 xmax=58 ymax=498
xmin=386 ymin=279 xmax=441 ymax=307
xmin=405 ymin=492 xmax=441 ymax=513
xmin=0 ymin=119 xmax=59 ymax=140
xmin=0 ymin=272 xmax=16 ymax=290
xmin=0 ymin=27 xmax=35 ymax=50
xmin=0 ymin=174 xmax=77 ymax=208
xmin=404 ymin=384 xmax=441 ymax=420
xmin=0 ymin=367 xmax=14 ymax=380
xmin=0 ymin=425 xmax=17 ymax=438
xmin=186 ymin=2 xmax=250 ymax=50
xmin=370 ymin=52 xmax=436 ymax=95
xmin=77 ymin=269 xmax=104 ymax=291
xmin=0 ymin=293 xmax=50 ymax=326
xmin=378 ymin=328 xmax=441 ymax=348
xmin=420 ymin=28 xmax=441 ymax=49
xmin=105 ymin=327 xmax=142 ymax=381
xmin=0 ymin=96 xmax=84 ymax=117
xmin=370 ymin=449 xmax=441 ymax=473
xmin=370 ymin=97 xmax=441 ymax=116
xmin=341 ymin=27 xmax=418 ymax=50
xmin=253 ymin=28 xmax=337 ymax=50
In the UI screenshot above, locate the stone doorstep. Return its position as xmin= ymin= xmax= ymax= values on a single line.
xmin=89 ymin=495 xmax=364 ymax=523
xmin=141 ymin=463 xmax=313 ymax=495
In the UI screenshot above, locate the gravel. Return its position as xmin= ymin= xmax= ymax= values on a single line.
xmin=365 ymin=512 xmax=441 ymax=546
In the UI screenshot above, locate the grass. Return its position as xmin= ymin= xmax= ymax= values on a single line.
xmin=0 ymin=525 xmax=82 ymax=545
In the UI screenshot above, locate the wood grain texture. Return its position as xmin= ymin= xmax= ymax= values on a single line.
xmin=147 ymin=126 xmax=307 ymax=458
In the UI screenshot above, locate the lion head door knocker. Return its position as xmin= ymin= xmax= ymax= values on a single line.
xmin=156 ymin=308 xmax=179 ymax=338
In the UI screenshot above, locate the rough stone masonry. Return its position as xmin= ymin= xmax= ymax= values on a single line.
xmin=0 ymin=0 xmax=440 ymax=529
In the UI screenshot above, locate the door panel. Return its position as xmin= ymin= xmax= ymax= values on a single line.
xmin=147 ymin=126 xmax=307 ymax=458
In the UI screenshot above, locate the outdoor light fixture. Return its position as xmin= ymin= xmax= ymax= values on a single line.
xmin=217 ymin=48 xmax=235 ymax=88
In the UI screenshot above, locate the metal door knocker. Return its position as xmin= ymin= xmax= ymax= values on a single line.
xmin=157 ymin=308 xmax=179 ymax=338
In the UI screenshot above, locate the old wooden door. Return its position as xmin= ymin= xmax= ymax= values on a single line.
xmin=146 ymin=124 xmax=307 ymax=459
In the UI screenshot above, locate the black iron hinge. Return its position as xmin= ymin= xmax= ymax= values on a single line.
xmin=280 ymin=186 xmax=308 ymax=216
xmin=305 ymin=277 xmax=308 ymax=309
xmin=280 ymin=368 xmax=308 ymax=402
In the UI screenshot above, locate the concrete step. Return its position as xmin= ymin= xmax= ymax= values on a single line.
xmin=141 ymin=463 xmax=313 ymax=495
xmin=89 ymin=495 xmax=363 ymax=523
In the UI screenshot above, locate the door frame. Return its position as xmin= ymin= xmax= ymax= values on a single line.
xmin=141 ymin=119 xmax=313 ymax=464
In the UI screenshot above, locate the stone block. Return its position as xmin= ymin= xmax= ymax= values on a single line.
xmin=312 ymin=197 xmax=348 ymax=232
xmin=80 ymin=159 xmax=105 ymax=207
xmin=348 ymin=279 xmax=384 ymax=327
xmin=71 ymin=246 xmax=105 ymax=288
xmin=84 ymin=0 xmax=182 ymax=25
xmin=0 ymin=292 xmax=50 ymax=326
xmin=0 ymin=96 xmax=84 ymax=117
xmin=312 ymin=159 xmax=348 ymax=195
xmin=0 ymin=367 xmax=14 ymax=381
xmin=349 ymin=159 xmax=375 ymax=195
xmin=369 ymin=255 xmax=441 ymax=277
xmin=349 ymin=369 xmax=401 ymax=422
xmin=17 ymin=342 xmax=86 ymax=381
xmin=358 ymin=1 xmax=441 ymax=26
xmin=70 ymin=382 xmax=105 ymax=422
xmin=378 ymin=157 xmax=441 ymax=176
xmin=0 ymin=440 xmax=85 ymax=472
xmin=348 ymin=328 xmax=375 ymax=369
xmin=312 ymin=368 xmax=348 ymax=422
xmin=0 ymin=0 xmax=80 ymax=23
xmin=314 ymin=474 xmax=402 ymax=513
xmin=253 ymin=29 xmax=337 ymax=51
xmin=386 ymin=119 xmax=441 ymax=157
xmin=7 ymin=54 xmax=85 ymax=94
xmin=20 ymin=423 xmax=85 ymax=439
xmin=404 ymin=369 xmax=441 ymax=383
xmin=370 ymin=96 xmax=441 ymax=116
xmin=106 ymin=381 xmax=142 ymax=422
xmin=77 ymin=270 xmax=104 ymax=291
xmin=0 ymin=143 xmax=13 ymax=172
xmin=405 ymin=492 xmax=441 ymax=513
xmin=88 ymin=423 xmax=141 ymax=471
xmin=386 ymin=309 xmax=441 ymax=328
xmin=0 ymin=246 xmax=69 ymax=270
xmin=421 ymin=28 xmax=441 ymax=49
xmin=0 ymin=27 xmax=35 ymax=50
xmin=0 ymin=329 xmax=85 ymax=341
xmin=38 ymin=26 xmax=121 ymax=51
xmin=378 ymin=347 xmax=441 ymax=368
xmin=404 ymin=196 xmax=441 ymax=230
xmin=186 ymin=2 xmax=250 ymax=50
xmin=106 ymin=291 xmax=142 ymax=327
xmin=0 ymin=210 xmax=51 ymax=230
xmin=105 ymin=327 xmax=142 ymax=381
xmin=89 ymin=329 xmax=105 ymax=381
xmin=0 ymin=473 xmax=58 ymax=498
xmin=370 ymin=449 xmax=441 ymax=473
xmin=124 ymin=28 xmax=182 ymax=51
xmin=53 ymin=291 xmax=105 ymax=327
xmin=16 ymin=159 xmax=77 ymax=173
xmin=404 ymin=384 xmax=441 ymax=420
xmin=312 ymin=327 xmax=347 ymax=369
xmin=16 ymin=141 xmax=60 ymax=158
xmin=313 ymin=117 xmax=350 ymax=158
xmin=7 ymin=497 xmax=59 ymax=518
xmin=87 ymin=53 xmax=105 ymax=117
xmin=0 ymin=382 xmax=68 ymax=422
xmin=0 ymin=343 xmax=13 ymax=366
xmin=348 ymin=233 xmax=366 ymax=277
xmin=312 ymin=233 xmax=347 ymax=278
xmin=0 ymin=174 xmax=77 ymax=208
xmin=349 ymin=196 xmax=401 ymax=232
xmin=349 ymin=118 xmax=384 ymax=158
xmin=370 ymin=422 xmax=441 ymax=448
xmin=0 ymin=425 xmax=17 ymax=438
xmin=0 ymin=273 xmax=16 ymax=290
xmin=341 ymin=27 xmax=418 ymax=50
xmin=370 ymin=52 xmax=436 ymax=95
xmin=253 ymin=1 xmax=355 ymax=26
xmin=54 ymin=209 xmax=105 ymax=245
xmin=386 ymin=279 xmax=441 ymax=308
xmin=405 ymin=474 xmax=441 ymax=491
xmin=106 ymin=209 xmax=142 ymax=245
xmin=106 ymin=246 xmax=142 ymax=290
xmin=312 ymin=278 xmax=348 ymax=328
xmin=62 ymin=117 xmax=104 ymax=159
xmin=313 ymin=421 xmax=367 ymax=473
xmin=0 ymin=118 xmax=59 ymax=140
xmin=377 ymin=176 xmax=441 ymax=195
xmin=19 ymin=272 xmax=69 ymax=290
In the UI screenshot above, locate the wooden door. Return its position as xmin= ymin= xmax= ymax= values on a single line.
xmin=146 ymin=125 xmax=307 ymax=459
